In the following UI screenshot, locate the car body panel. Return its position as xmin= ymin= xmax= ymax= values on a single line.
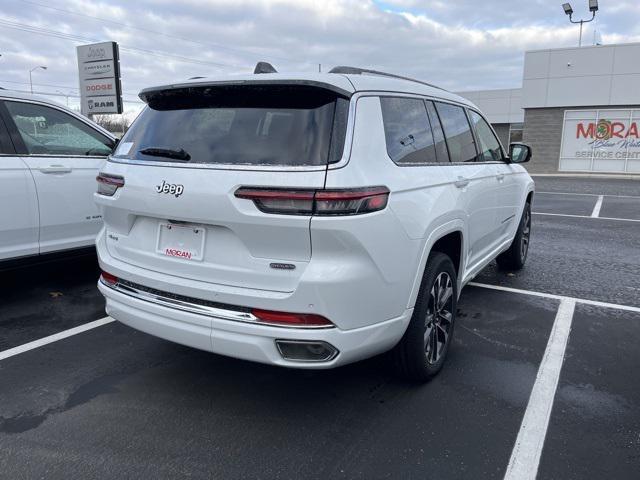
xmin=22 ymin=155 xmax=107 ymax=253
xmin=0 ymin=156 xmax=39 ymax=260
xmin=95 ymin=164 xmax=326 ymax=293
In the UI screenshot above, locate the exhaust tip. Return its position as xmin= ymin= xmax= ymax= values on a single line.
xmin=275 ymin=340 xmax=339 ymax=363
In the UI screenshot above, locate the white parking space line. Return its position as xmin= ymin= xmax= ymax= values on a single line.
xmin=504 ymin=299 xmax=576 ymax=480
xmin=532 ymin=212 xmax=640 ymax=223
xmin=0 ymin=317 xmax=114 ymax=362
xmin=469 ymin=282 xmax=640 ymax=314
xmin=590 ymin=195 xmax=604 ymax=218
xmin=537 ymin=191 xmax=640 ymax=199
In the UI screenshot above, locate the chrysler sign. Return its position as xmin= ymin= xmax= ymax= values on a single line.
xmin=77 ymin=42 xmax=123 ymax=115
xmin=560 ymin=109 xmax=640 ymax=173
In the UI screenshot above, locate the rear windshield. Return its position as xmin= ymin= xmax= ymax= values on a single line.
xmin=114 ymin=84 xmax=349 ymax=167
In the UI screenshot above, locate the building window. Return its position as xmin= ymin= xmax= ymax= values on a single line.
xmin=509 ymin=123 xmax=524 ymax=144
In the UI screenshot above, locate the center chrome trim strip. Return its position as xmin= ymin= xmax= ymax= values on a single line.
xmin=102 ymin=279 xmax=334 ymax=329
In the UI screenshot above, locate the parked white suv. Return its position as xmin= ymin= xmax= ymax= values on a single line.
xmin=96 ymin=66 xmax=534 ymax=381
xmin=0 ymin=89 xmax=115 ymax=263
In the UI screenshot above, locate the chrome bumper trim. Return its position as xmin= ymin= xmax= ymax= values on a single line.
xmin=101 ymin=279 xmax=334 ymax=329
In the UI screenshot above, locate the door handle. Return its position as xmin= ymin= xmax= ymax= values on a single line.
xmin=454 ymin=177 xmax=470 ymax=189
xmin=40 ymin=165 xmax=72 ymax=174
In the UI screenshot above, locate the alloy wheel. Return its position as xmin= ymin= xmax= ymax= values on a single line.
xmin=424 ymin=272 xmax=454 ymax=364
xmin=521 ymin=208 xmax=531 ymax=260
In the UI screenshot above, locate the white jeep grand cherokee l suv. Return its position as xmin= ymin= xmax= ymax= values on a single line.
xmin=96 ymin=65 xmax=534 ymax=381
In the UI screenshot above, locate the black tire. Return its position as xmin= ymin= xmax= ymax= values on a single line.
xmin=496 ymin=202 xmax=531 ymax=271
xmin=393 ymin=252 xmax=457 ymax=383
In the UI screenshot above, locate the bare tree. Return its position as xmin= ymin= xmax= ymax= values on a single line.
xmin=92 ymin=114 xmax=131 ymax=137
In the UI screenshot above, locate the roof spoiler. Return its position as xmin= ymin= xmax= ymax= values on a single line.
xmin=139 ymin=80 xmax=353 ymax=105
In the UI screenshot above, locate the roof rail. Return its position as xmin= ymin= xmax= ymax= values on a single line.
xmin=254 ymin=61 xmax=278 ymax=74
xmin=328 ymin=66 xmax=447 ymax=92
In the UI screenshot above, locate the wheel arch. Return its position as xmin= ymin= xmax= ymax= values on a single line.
xmin=406 ymin=220 xmax=465 ymax=310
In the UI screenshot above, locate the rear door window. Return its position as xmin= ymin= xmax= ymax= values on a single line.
xmin=468 ymin=110 xmax=505 ymax=162
xmin=424 ymin=101 xmax=450 ymax=163
xmin=116 ymin=85 xmax=347 ymax=167
xmin=380 ymin=97 xmax=439 ymax=165
xmin=4 ymin=101 xmax=114 ymax=156
xmin=434 ymin=102 xmax=477 ymax=163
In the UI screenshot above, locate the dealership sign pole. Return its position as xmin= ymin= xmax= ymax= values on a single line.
xmin=77 ymin=41 xmax=123 ymax=116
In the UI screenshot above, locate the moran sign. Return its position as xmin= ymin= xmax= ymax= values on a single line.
xmin=560 ymin=109 xmax=640 ymax=173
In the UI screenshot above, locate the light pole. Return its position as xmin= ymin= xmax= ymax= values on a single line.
xmin=29 ymin=65 xmax=47 ymax=93
xmin=54 ymin=90 xmax=71 ymax=107
xmin=563 ymin=1 xmax=599 ymax=47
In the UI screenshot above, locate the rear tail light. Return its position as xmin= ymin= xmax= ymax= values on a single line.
xmin=251 ymin=308 xmax=334 ymax=327
xmin=235 ymin=186 xmax=389 ymax=215
xmin=100 ymin=270 xmax=119 ymax=286
xmin=97 ymin=173 xmax=125 ymax=196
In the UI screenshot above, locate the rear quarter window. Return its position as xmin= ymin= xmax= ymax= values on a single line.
xmin=380 ymin=97 xmax=439 ymax=165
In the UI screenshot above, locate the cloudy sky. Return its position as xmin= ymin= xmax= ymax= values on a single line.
xmin=1 ymin=0 xmax=638 ymax=114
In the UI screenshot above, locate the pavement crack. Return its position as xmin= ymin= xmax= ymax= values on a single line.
xmin=458 ymin=324 xmax=528 ymax=352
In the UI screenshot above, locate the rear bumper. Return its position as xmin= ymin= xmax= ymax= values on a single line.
xmin=98 ymin=280 xmax=412 ymax=368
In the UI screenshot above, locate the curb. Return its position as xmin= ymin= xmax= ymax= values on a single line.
xmin=530 ymin=173 xmax=640 ymax=180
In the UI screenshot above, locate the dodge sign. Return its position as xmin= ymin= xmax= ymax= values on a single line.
xmin=77 ymin=42 xmax=123 ymax=115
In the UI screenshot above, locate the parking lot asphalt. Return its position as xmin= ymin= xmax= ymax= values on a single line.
xmin=538 ymin=304 xmax=640 ymax=480
xmin=0 ymin=176 xmax=639 ymax=479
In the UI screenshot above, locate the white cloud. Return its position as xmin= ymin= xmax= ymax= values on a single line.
xmin=0 ymin=0 xmax=637 ymax=113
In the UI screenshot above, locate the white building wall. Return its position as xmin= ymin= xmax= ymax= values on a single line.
xmin=454 ymin=88 xmax=524 ymax=124
xmin=522 ymin=42 xmax=640 ymax=108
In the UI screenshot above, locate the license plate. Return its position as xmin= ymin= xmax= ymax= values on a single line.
xmin=156 ymin=223 xmax=206 ymax=261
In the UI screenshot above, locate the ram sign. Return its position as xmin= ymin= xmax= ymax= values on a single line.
xmin=77 ymin=41 xmax=123 ymax=115
xmin=560 ymin=109 xmax=640 ymax=173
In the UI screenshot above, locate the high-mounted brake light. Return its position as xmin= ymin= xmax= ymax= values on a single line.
xmin=235 ymin=186 xmax=389 ymax=216
xmin=251 ymin=308 xmax=334 ymax=327
xmin=100 ymin=270 xmax=119 ymax=286
xmin=97 ymin=172 xmax=125 ymax=196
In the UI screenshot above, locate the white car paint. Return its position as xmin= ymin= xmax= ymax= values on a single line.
xmin=0 ymin=156 xmax=39 ymax=259
xmin=95 ymin=72 xmax=534 ymax=369
xmin=0 ymin=90 xmax=115 ymax=261
xmin=21 ymin=154 xmax=109 ymax=253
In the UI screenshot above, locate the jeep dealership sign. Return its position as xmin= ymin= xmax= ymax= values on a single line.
xmin=560 ymin=109 xmax=640 ymax=173
xmin=77 ymin=42 xmax=123 ymax=115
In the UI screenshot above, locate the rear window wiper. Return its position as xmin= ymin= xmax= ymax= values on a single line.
xmin=138 ymin=147 xmax=191 ymax=161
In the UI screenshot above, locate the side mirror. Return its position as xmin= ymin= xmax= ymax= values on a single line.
xmin=509 ymin=143 xmax=532 ymax=163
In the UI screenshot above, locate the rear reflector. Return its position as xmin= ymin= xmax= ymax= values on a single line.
xmin=251 ymin=308 xmax=334 ymax=327
xmin=275 ymin=340 xmax=339 ymax=362
xmin=97 ymin=173 xmax=125 ymax=196
xmin=100 ymin=271 xmax=119 ymax=286
xmin=235 ymin=186 xmax=389 ymax=216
